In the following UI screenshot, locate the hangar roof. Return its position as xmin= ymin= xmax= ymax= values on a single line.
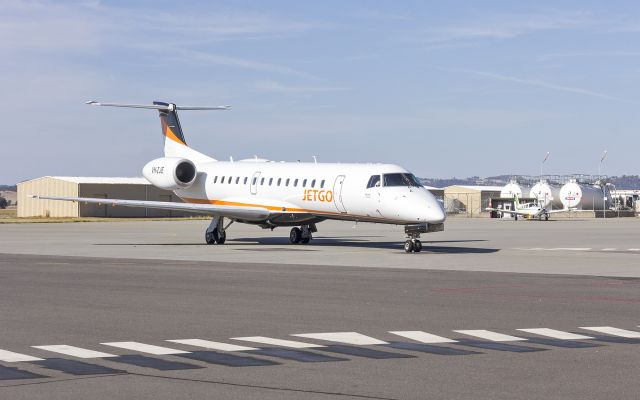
xmin=48 ymin=176 xmax=149 ymax=185
xmin=446 ymin=185 xmax=503 ymax=192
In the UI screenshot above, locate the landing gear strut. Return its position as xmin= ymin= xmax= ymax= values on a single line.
xmin=205 ymin=216 xmax=231 ymax=245
xmin=289 ymin=224 xmax=315 ymax=244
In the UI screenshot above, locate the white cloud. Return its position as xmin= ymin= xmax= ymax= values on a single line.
xmin=253 ymin=80 xmax=349 ymax=93
xmin=538 ymin=51 xmax=640 ymax=61
xmin=416 ymin=11 xmax=594 ymax=44
xmin=446 ymin=68 xmax=622 ymax=101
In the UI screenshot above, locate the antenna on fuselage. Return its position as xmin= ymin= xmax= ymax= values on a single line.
xmin=313 ymin=156 xmax=317 ymax=164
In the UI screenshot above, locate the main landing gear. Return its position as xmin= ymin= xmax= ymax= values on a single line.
xmin=205 ymin=216 xmax=232 ymax=245
xmin=289 ymin=224 xmax=316 ymax=244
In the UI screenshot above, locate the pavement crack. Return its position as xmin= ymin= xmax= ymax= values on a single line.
xmin=128 ymin=372 xmax=400 ymax=399
xmin=0 ymin=372 xmax=399 ymax=400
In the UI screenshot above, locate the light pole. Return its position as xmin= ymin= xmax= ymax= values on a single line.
xmin=599 ymin=150 xmax=608 ymax=218
xmin=540 ymin=151 xmax=550 ymax=182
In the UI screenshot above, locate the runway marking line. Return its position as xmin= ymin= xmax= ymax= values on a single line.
xmin=579 ymin=327 xmax=640 ymax=338
xmin=516 ymin=328 xmax=593 ymax=340
xmin=100 ymin=342 xmax=190 ymax=355
xmin=167 ymin=339 xmax=258 ymax=352
xmin=231 ymin=337 xmax=325 ymax=349
xmin=31 ymin=345 xmax=117 ymax=359
xmin=0 ymin=349 xmax=43 ymax=362
xmin=389 ymin=331 xmax=457 ymax=343
xmin=454 ymin=330 xmax=527 ymax=342
xmin=292 ymin=332 xmax=389 ymax=345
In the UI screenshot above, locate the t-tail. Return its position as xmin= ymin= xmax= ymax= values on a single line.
xmin=86 ymin=100 xmax=230 ymax=163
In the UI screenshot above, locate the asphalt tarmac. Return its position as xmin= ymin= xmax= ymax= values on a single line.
xmin=0 ymin=218 xmax=639 ymax=399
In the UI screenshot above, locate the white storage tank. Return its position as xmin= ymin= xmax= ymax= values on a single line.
xmin=529 ymin=180 xmax=562 ymax=209
xmin=560 ymin=180 xmax=608 ymax=210
xmin=500 ymin=181 xmax=530 ymax=199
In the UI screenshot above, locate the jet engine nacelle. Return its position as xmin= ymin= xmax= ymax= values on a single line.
xmin=142 ymin=157 xmax=197 ymax=190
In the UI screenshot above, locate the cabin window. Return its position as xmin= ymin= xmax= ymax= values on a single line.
xmin=311 ymin=179 xmax=316 ymax=188
xmin=286 ymin=178 xmax=290 ymax=186
xmin=244 ymin=177 xmax=248 ymax=184
xmin=228 ymin=176 xmax=233 ymax=184
xmin=366 ymin=175 xmax=381 ymax=188
xmin=321 ymin=179 xmax=325 ymax=188
xmin=294 ymin=179 xmax=298 ymax=187
xmin=252 ymin=177 xmax=257 ymax=185
xmin=214 ymin=176 xmax=218 ymax=184
xmin=235 ymin=177 xmax=240 ymax=184
xmin=277 ymin=178 xmax=282 ymax=186
xmin=303 ymin=179 xmax=307 ymax=188
xmin=269 ymin=178 xmax=273 ymax=186
xmin=221 ymin=176 xmax=225 ymax=184
xmin=260 ymin=177 xmax=265 ymax=185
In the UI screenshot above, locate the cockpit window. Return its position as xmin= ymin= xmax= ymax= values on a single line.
xmin=366 ymin=175 xmax=381 ymax=189
xmin=382 ymin=173 xmax=421 ymax=187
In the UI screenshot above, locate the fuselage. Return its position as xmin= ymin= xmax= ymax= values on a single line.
xmin=174 ymin=160 xmax=446 ymax=227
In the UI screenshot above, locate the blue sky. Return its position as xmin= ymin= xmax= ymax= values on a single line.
xmin=2 ymin=0 xmax=640 ymax=183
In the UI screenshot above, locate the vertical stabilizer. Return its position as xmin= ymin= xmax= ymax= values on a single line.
xmin=86 ymin=100 xmax=229 ymax=164
xmin=154 ymin=101 xmax=216 ymax=163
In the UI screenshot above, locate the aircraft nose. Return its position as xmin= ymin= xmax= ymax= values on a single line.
xmin=425 ymin=200 xmax=446 ymax=223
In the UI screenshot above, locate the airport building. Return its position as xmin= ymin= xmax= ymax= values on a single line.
xmin=443 ymin=185 xmax=502 ymax=217
xmin=17 ymin=176 xmax=193 ymax=218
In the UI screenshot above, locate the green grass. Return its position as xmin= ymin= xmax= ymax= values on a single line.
xmin=0 ymin=211 xmax=209 ymax=224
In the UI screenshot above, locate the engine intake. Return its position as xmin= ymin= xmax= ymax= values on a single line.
xmin=142 ymin=157 xmax=197 ymax=190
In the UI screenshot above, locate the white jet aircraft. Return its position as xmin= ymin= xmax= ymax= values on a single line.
xmin=31 ymin=101 xmax=445 ymax=253
xmin=486 ymin=195 xmax=573 ymax=221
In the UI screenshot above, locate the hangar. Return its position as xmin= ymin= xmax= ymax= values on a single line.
xmin=17 ymin=176 xmax=194 ymax=218
xmin=444 ymin=185 xmax=502 ymax=217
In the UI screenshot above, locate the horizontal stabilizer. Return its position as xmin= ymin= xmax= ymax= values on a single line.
xmin=86 ymin=101 xmax=230 ymax=111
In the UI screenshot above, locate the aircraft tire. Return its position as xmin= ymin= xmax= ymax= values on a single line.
xmin=413 ymin=240 xmax=422 ymax=252
xmin=404 ymin=240 xmax=414 ymax=253
xmin=217 ymin=230 xmax=226 ymax=244
xmin=290 ymin=227 xmax=302 ymax=244
xmin=205 ymin=231 xmax=216 ymax=245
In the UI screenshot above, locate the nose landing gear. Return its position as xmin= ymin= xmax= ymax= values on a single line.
xmin=404 ymin=224 xmax=426 ymax=253
xmin=404 ymin=238 xmax=422 ymax=253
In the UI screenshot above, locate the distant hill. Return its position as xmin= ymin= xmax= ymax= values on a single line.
xmin=0 ymin=190 xmax=16 ymax=205
xmin=420 ymin=175 xmax=640 ymax=189
xmin=0 ymin=185 xmax=16 ymax=191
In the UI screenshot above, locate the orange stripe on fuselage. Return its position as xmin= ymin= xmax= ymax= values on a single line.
xmin=182 ymin=197 xmax=310 ymax=213
xmin=181 ymin=197 xmax=411 ymax=224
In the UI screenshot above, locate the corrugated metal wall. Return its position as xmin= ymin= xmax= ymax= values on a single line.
xmin=18 ymin=177 xmax=200 ymax=218
xmin=78 ymin=184 xmax=191 ymax=217
xmin=18 ymin=177 xmax=79 ymax=217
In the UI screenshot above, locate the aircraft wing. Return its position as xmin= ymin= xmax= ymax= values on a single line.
xmin=545 ymin=208 xmax=590 ymax=214
xmin=485 ymin=207 xmax=529 ymax=216
xmin=29 ymin=195 xmax=270 ymax=220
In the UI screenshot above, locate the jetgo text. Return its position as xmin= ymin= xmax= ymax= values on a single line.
xmin=302 ymin=189 xmax=333 ymax=202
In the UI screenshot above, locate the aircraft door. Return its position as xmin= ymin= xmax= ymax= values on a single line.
xmin=333 ymin=175 xmax=347 ymax=213
xmin=365 ymin=174 xmax=382 ymax=216
xmin=250 ymin=171 xmax=261 ymax=195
